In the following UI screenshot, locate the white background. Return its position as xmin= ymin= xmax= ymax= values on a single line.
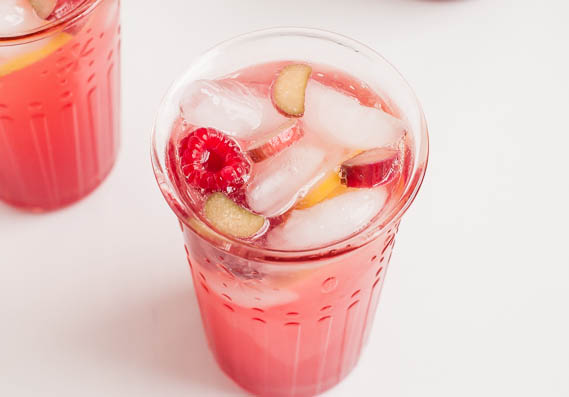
xmin=1 ymin=0 xmax=568 ymax=396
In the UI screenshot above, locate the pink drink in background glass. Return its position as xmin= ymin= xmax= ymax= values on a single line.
xmin=0 ymin=0 xmax=120 ymax=211
xmin=152 ymin=29 xmax=428 ymax=396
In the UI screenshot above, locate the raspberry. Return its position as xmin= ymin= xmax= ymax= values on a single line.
xmin=179 ymin=128 xmax=251 ymax=193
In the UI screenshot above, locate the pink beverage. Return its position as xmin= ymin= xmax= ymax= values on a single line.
xmin=152 ymin=29 xmax=428 ymax=396
xmin=0 ymin=0 xmax=120 ymax=211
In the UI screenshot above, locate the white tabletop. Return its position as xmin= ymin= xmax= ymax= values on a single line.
xmin=1 ymin=0 xmax=568 ymax=396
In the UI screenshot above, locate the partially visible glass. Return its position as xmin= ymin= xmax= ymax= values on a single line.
xmin=152 ymin=28 xmax=428 ymax=396
xmin=0 ymin=0 xmax=121 ymax=212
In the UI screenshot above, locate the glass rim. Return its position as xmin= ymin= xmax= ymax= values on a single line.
xmin=0 ymin=0 xmax=102 ymax=45
xmin=151 ymin=27 xmax=429 ymax=262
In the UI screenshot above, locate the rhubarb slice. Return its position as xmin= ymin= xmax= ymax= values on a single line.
xmin=340 ymin=148 xmax=400 ymax=188
xmin=29 ymin=0 xmax=57 ymax=19
xmin=247 ymin=120 xmax=304 ymax=162
xmin=271 ymin=64 xmax=312 ymax=117
xmin=204 ymin=193 xmax=265 ymax=238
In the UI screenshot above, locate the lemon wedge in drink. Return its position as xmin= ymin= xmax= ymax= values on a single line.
xmin=296 ymin=171 xmax=348 ymax=209
xmin=0 ymin=32 xmax=72 ymax=77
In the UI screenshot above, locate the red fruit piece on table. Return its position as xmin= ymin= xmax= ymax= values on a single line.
xmin=340 ymin=147 xmax=400 ymax=188
xmin=246 ymin=119 xmax=304 ymax=162
xmin=271 ymin=64 xmax=312 ymax=117
xmin=29 ymin=0 xmax=57 ymax=19
xmin=179 ymin=127 xmax=251 ymax=194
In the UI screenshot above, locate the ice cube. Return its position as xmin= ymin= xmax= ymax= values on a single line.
xmin=246 ymin=144 xmax=330 ymax=216
xmin=180 ymin=79 xmax=287 ymax=141
xmin=303 ymin=81 xmax=406 ymax=149
xmin=0 ymin=0 xmax=48 ymax=65
xmin=267 ymin=188 xmax=388 ymax=250
xmin=0 ymin=0 xmax=46 ymax=35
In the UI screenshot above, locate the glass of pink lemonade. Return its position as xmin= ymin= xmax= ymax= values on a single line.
xmin=0 ymin=0 xmax=120 ymax=211
xmin=152 ymin=28 xmax=428 ymax=397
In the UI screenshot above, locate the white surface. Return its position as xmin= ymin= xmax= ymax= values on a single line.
xmin=1 ymin=0 xmax=569 ymax=396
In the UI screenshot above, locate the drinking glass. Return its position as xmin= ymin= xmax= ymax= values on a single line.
xmin=0 ymin=0 xmax=121 ymax=211
xmin=152 ymin=28 xmax=428 ymax=397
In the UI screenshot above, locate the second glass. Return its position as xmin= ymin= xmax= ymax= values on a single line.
xmin=0 ymin=0 xmax=121 ymax=212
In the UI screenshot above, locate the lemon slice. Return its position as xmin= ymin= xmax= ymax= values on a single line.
xmin=296 ymin=171 xmax=349 ymax=209
xmin=0 ymin=32 xmax=73 ymax=77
